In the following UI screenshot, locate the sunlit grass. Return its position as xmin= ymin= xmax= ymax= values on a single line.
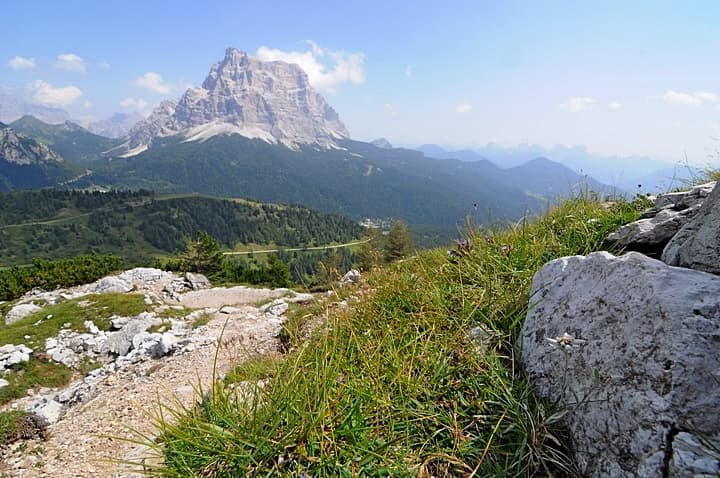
xmin=144 ymin=197 xmax=639 ymax=477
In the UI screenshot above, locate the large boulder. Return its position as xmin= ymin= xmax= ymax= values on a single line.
xmin=662 ymin=181 xmax=720 ymax=274
xmin=93 ymin=276 xmax=133 ymax=294
xmin=522 ymin=251 xmax=720 ymax=477
xmin=4 ymin=303 xmax=41 ymax=325
xmin=606 ymin=181 xmax=715 ymax=256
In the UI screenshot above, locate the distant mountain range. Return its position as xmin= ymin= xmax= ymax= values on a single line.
xmin=0 ymin=47 xmax=627 ymax=236
xmin=416 ymin=144 xmax=693 ymax=194
xmin=87 ymin=112 xmax=144 ymax=139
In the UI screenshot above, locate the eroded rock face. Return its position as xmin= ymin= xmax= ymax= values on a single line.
xmin=123 ymin=48 xmax=349 ymax=154
xmin=521 ymin=251 xmax=720 ymax=477
xmin=662 ymin=181 xmax=720 ymax=274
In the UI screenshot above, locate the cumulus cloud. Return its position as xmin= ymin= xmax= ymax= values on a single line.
xmin=661 ymin=90 xmax=720 ymax=106
xmin=383 ymin=103 xmax=398 ymax=116
xmin=404 ymin=65 xmax=413 ymax=78
xmin=133 ymin=72 xmax=173 ymax=94
xmin=8 ymin=56 xmax=36 ymax=70
xmin=82 ymin=100 xmax=93 ymax=108
xmin=32 ymin=80 xmax=82 ymax=106
xmin=120 ymin=97 xmax=148 ymax=111
xmin=455 ymin=103 xmax=473 ymax=113
xmin=662 ymin=90 xmax=701 ymax=106
xmin=608 ymin=101 xmax=622 ymax=110
xmin=98 ymin=61 xmax=111 ymax=70
xmin=55 ymin=53 xmax=86 ymax=72
xmin=256 ymin=41 xmax=365 ymax=93
xmin=561 ymin=97 xmax=596 ymax=112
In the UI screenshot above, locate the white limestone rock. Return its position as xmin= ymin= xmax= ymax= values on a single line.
xmin=5 ymin=303 xmax=41 ymax=325
xmin=121 ymin=48 xmax=349 ymax=156
xmin=93 ymin=276 xmax=133 ymax=294
xmin=259 ymin=299 xmax=288 ymax=316
xmin=521 ymin=251 xmax=720 ymax=477
xmin=31 ymin=398 xmax=64 ymax=424
xmin=662 ymin=181 xmax=720 ymax=274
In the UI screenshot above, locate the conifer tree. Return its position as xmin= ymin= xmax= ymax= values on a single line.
xmin=180 ymin=231 xmax=224 ymax=277
xmin=384 ymin=220 xmax=413 ymax=263
xmin=355 ymin=227 xmax=384 ymax=271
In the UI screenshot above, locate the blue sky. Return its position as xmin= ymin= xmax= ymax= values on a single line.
xmin=3 ymin=0 xmax=720 ymax=164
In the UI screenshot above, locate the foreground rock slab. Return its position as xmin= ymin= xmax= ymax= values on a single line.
xmin=522 ymin=251 xmax=720 ymax=477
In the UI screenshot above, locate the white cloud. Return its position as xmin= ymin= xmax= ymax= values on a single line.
xmin=82 ymin=100 xmax=93 ymax=109
xmin=383 ymin=103 xmax=398 ymax=116
xmin=561 ymin=97 xmax=596 ymax=112
xmin=661 ymin=90 xmax=720 ymax=106
xmin=455 ymin=103 xmax=473 ymax=113
xmin=404 ymin=65 xmax=413 ymax=78
xmin=694 ymin=91 xmax=719 ymax=103
xmin=31 ymin=80 xmax=82 ymax=106
xmin=133 ymin=72 xmax=173 ymax=94
xmin=98 ymin=61 xmax=111 ymax=70
xmin=8 ymin=56 xmax=36 ymax=70
xmin=256 ymin=41 xmax=365 ymax=93
xmin=55 ymin=53 xmax=86 ymax=73
xmin=608 ymin=101 xmax=622 ymax=110
xmin=120 ymin=97 xmax=148 ymax=111
xmin=662 ymin=90 xmax=701 ymax=106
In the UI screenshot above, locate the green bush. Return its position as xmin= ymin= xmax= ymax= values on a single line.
xmin=0 ymin=253 xmax=120 ymax=301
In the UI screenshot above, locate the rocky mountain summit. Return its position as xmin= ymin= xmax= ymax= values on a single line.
xmin=0 ymin=123 xmax=63 ymax=165
xmin=118 ymin=48 xmax=349 ymax=156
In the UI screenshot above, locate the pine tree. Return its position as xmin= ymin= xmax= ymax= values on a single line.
xmin=355 ymin=227 xmax=384 ymax=271
xmin=180 ymin=231 xmax=224 ymax=277
xmin=265 ymin=254 xmax=291 ymax=288
xmin=384 ymin=220 xmax=413 ymax=263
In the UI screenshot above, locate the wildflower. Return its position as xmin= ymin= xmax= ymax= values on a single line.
xmin=546 ymin=332 xmax=586 ymax=351
xmin=336 ymin=375 xmax=345 ymax=383
xmin=300 ymin=472 xmax=310 ymax=478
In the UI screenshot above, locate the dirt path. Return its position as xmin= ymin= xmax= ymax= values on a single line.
xmin=2 ymin=287 xmax=292 ymax=478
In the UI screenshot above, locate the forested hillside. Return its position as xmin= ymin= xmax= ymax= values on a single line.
xmin=0 ymin=190 xmax=363 ymax=266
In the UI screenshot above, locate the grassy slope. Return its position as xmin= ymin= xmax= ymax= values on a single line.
xmin=150 ymin=197 xmax=641 ymax=477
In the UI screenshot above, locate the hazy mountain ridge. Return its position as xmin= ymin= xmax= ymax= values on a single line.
xmin=416 ymin=143 xmax=686 ymax=194
xmin=0 ymin=88 xmax=70 ymax=125
xmin=87 ymin=112 xmax=144 ymax=139
xmin=64 ymin=135 xmax=550 ymax=227
xmin=10 ymin=115 xmax=121 ymax=165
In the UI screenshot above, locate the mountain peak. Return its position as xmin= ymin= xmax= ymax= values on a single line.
xmin=0 ymin=124 xmax=63 ymax=165
xmin=120 ymin=47 xmax=349 ymax=156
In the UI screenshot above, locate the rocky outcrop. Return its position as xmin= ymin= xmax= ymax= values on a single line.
xmin=606 ymin=181 xmax=715 ymax=256
xmin=120 ymin=48 xmax=349 ymax=156
xmin=522 ymin=251 xmax=720 ymax=477
xmin=340 ymin=269 xmax=361 ymax=285
xmin=0 ymin=344 xmax=33 ymax=370
xmin=5 ymin=303 xmax=42 ymax=325
xmin=662 ymin=181 xmax=720 ymax=274
xmin=0 ymin=124 xmax=63 ymax=164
